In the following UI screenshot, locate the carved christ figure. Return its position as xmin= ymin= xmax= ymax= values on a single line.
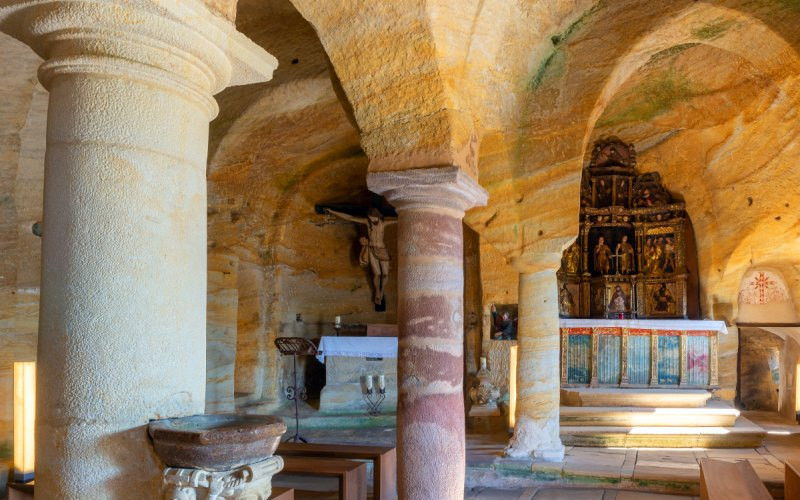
xmin=594 ymin=236 xmax=612 ymax=275
xmin=324 ymin=207 xmax=397 ymax=305
xmin=615 ymin=235 xmax=635 ymax=274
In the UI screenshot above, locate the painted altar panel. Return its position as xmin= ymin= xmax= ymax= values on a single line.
xmin=559 ymin=321 xmax=725 ymax=389
xmin=567 ymin=334 xmax=591 ymax=384
xmin=627 ymin=333 xmax=651 ymax=385
xmin=657 ymin=335 xmax=680 ymax=385
xmin=686 ymin=334 xmax=710 ymax=386
xmin=597 ymin=335 xmax=621 ymax=384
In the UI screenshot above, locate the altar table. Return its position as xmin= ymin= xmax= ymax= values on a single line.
xmin=560 ymin=319 xmax=727 ymax=388
xmin=317 ymin=336 xmax=398 ymax=414
xmin=316 ymin=336 xmax=398 ymax=363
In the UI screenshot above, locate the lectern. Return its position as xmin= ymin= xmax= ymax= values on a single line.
xmin=274 ymin=337 xmax=318 ymax=443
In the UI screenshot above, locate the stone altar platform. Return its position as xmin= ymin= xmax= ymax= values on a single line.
xmin=317 ymin=336 xmax=398 ymax=414
xmin=558 ymin=387 xmax=765 ymax=449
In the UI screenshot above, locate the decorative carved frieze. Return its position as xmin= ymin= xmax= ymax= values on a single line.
xmin=161 ymin=456 xmax=283 ymax=500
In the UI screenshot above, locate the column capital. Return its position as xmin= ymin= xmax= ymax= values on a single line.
xmin=367 ymin=166 xmax=488 ymax=214
xmin=0 ymin=0 xmax=277 ymax=118
xmin=511 ymin=253 xmax=563 ymax=275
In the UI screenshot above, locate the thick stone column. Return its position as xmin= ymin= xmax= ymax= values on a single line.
xmin=0 ymin=2 xmax=276 ymax=497
xmin=506 ymin=267 xmax=565 ymax=461
xmin=369 ymin=167 xmax=487 ymax=500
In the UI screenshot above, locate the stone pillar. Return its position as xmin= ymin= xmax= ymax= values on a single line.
xmin=0 ymin=2 xmax=276 ymax=497
xmin=506 ymin=268 xmax=565 ymax=461
xmin=368 ymin=166 xmax=487 ymax=500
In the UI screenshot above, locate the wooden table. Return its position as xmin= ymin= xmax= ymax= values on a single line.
xmin=786 ymin=459 xmax=800 ymax=500
xmin=280 ymin=456 xmax=367 ymax=500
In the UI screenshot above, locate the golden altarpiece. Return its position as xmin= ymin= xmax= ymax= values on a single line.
xmin=554 ymin=139 xmax=723 ymax=391
xmin=557 ymin=139 xmax=689 ymax=320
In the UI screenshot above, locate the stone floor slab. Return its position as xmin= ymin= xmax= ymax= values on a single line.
xmin=533 ymin=488 xmax=605 ymax=500
xmin=615 ymin=492 xmax=698 ymax=499
xmin=703 ymin=448 xmax=763 ymax=459
xmin=564 ymin=449 xmax=625 ymax=479
xmin=620 ymin=449 xmax=637 ymax=479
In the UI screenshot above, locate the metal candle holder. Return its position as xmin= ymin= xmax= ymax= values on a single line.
xmin=363 ymin=387 xmax=386 ymax=416
xmin=363 ymin=374 xmax=386 ymax=416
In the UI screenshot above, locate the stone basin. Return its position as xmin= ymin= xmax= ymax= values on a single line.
xmin=148 ymin=414 xmax=286 ymax=471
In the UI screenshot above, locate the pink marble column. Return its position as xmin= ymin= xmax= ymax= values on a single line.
xmin=369 ymin=166 xmax=487 ymax=500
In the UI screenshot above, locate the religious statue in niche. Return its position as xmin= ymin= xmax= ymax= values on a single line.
xmin=614 ymin=235 xmax=634 ymax=274
xmin=322 ymin=206 xmax=397 ymax=309
xmin=663 ymin=238 xmax=676 ymax=273
xmin=562 ymin=242 xmax=581 ymax=274
xmin=608 ymin=285 xmax=629 ymax=314
xmin=643 ymin=237 xmax=662 ymax=275
xmin=556 ymin=137 xmax=691 ymax=318
xmin=559 ymin=283 xmax=575 ymax=317
xmin=633 ymin=173 xmax=671 ymax=208
xmin=593 ymin=236 xmax=612 ymax=275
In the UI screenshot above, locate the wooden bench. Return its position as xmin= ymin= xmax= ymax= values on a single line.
xmin=280 ymin=456 xmax=367 ymax=500
xmin=786 ymin=459 xmax=800 ymax=500
xmin=278 ymin=442 xmax=397 ymax=500
xmin=699 ymin=458 xmax=772 ymax=500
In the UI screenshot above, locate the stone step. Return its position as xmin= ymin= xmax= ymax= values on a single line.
xmin=560 ymin=401 xmax=739 ymax=427
xmin=561 ymin=388 xmax=712 ymax=408
xmin=560 ymin=416 xmax=766 ymax=448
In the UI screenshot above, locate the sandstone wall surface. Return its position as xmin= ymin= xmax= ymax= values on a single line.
xmin=0 ymin=32 xmax=44 ymax=469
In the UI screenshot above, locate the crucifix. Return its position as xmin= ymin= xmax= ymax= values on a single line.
xmin=316 ymin=196 xmax=397 ymax=312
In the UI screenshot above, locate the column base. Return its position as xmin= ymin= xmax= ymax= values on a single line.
xmin=505 ymin=416 xmax=565 ymax=462
xmin=161 ymin=456 xmax=283 ymax=499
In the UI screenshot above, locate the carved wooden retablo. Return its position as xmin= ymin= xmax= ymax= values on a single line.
xmin=558 ymin=138 xmax=690 ymax=319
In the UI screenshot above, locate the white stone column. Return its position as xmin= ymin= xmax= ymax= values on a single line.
xmin=0 ymin=2 xmax=276 ymax=497
xmin=506 ymin=266 xmax=565 ymax=461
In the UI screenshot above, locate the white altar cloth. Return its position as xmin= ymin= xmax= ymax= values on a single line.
xmin=559 ymin=318 xmax=728 ymax=335
xmin=316 ymin=336 xmax=398 ymax=363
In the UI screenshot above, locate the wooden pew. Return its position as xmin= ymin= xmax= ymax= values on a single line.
xmin=280 ymin=456 xmax=367 ymax=500
xmin=786 ymin=459 xmax=800 ymax=500
xmin=278 ymin=442 xmax=397 ymax=500
xmin=269 ymin=486 xmax=295 ymax=500
xmin=699 ymin=458 xmax=772 ymax=500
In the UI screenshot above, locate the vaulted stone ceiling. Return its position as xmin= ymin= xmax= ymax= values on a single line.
xmin=2 ymin=2 xmax=798 ymax=325
xmin=465 ymin=1 xmax=800 ymax=267
xmin=209 ymin=0 xmax=800 ymax=319
xmin=590 ymin=41 xmax=799 ymax=317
